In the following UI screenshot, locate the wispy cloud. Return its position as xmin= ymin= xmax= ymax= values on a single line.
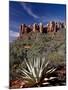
xmin=9 ymin=20 xmax=21 ymax=42
xmin=10 ymin=30 xmax=19 ymax=37
xmin=21 ymin=3 xmax=40 ymax=19
xmin=9 ymin=30 xmax=19 ymax=42
xmin=21 ymin=3 xmax=50 ymax=23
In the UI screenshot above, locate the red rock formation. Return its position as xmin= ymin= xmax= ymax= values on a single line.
xmin=19 ymin=22 xmax=65 ymax=38
xmin=19 ymin=24 xmax=26 ymax=38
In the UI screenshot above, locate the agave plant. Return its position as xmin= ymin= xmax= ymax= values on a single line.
xmin=19 ymin=57 xmax=56 ymax=87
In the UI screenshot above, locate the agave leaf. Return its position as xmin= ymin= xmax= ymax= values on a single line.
xmin=50 ymin=68 xmax=56 ymax=73
xmin=23 ymin=76 xmax=35 ymax=83
xmin=43 ymin=60 xmax=49 ymax=69
xmin=46 ymin=68 xmax=53 ymax=74
xmin=19 ymin=57 xmax=56 ymax=87
xmin=39 ymin=69 xmax=43 ymax=78
xmin=24 ymin=59 xmax=32 ymax=72
xmin=21 ymin=69 xmax=37 ymax=83
xmin=20 ymin=69 xmax=31 ymax=79
xmin=28 ymin=61 xmax=36 ymax=79
xmin=39 ymin=59 xmax=49 ymax=78
xmin=46 ymin=68 xmax=56 ymax=74
xmin=26 ymin=59 xmax=38 ymax=83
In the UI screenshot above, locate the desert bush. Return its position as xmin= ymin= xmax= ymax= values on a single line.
xmin=10 ymin=29 xmax=65 ymax=80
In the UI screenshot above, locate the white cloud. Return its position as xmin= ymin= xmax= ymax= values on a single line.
xmin=9 ymin=30 xmax=19 ymax=42
xmin=21 ymin=3 xmax=39 ymax=19
xmin=9 ymin=30 xmax=19 ymax=37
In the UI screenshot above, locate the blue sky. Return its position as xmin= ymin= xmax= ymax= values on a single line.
xmin=9 ymin=1 xmax=66 ymax=42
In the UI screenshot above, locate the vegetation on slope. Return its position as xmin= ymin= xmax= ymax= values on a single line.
xmin=9 ymin=28 xmax=66 ymax=88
